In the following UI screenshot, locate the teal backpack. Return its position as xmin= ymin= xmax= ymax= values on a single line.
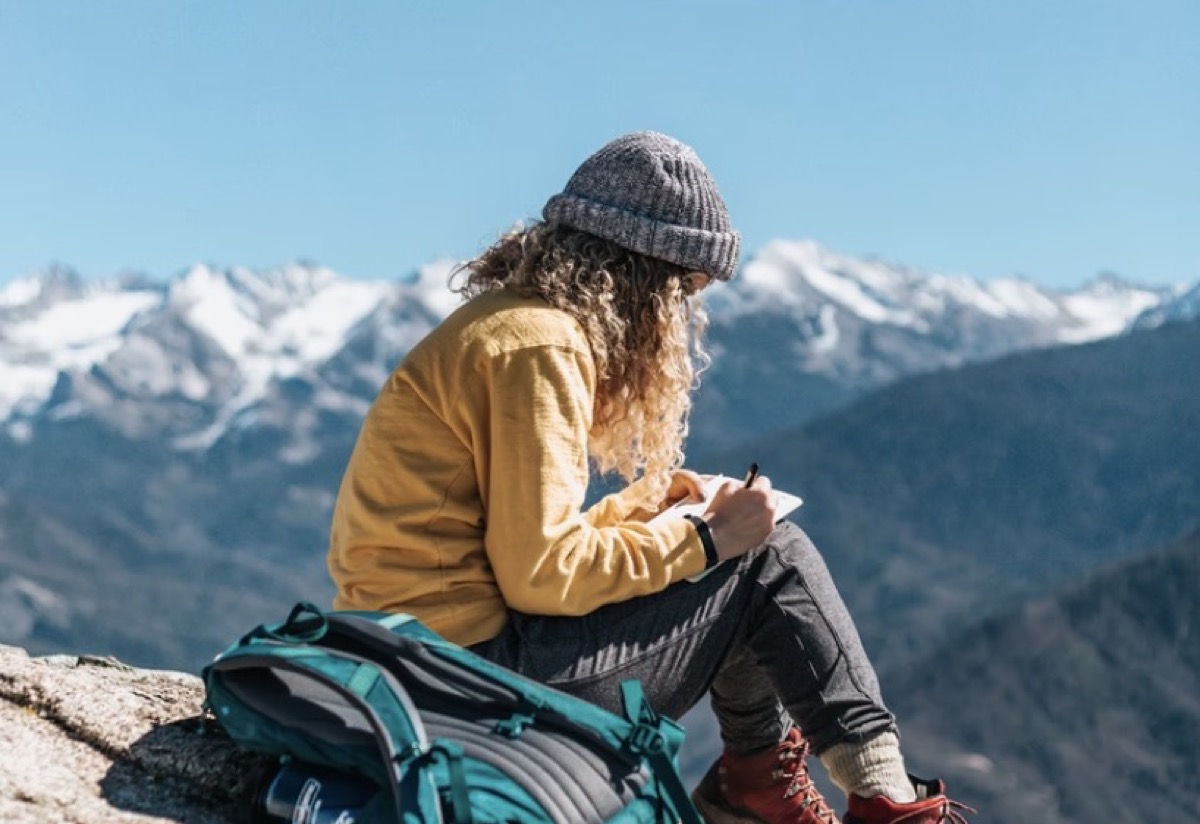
xmin=202 ymin=602 xmax=704 ymax=824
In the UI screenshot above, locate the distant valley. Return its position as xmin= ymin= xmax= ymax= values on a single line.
xmin=889 ymin=528 xmax=1200 ymax=824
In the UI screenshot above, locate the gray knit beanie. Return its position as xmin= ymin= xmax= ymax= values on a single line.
xmin=543 ymin=131 xmax=741 ymax=280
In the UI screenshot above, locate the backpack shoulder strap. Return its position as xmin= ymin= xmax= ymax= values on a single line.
xmin=620 ymin=680 xmax=704 ymax=824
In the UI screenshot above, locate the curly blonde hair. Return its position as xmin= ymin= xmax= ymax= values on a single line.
xmin=456 ymin=222 xmax=710 ymax=506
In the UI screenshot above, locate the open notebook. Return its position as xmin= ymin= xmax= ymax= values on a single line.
xmin=651 ymin=474 xmax=804 ymax=581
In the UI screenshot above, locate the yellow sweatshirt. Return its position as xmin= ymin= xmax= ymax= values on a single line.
xmin=328 ymin=289 xmax=707 ymax=647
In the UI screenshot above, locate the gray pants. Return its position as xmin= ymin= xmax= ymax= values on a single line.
xmin=470 ymin=521 xmax=897 ymax=755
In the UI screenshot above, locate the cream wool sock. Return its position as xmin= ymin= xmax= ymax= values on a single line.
xmin=819 ymin=731 xmax=917 ymax=802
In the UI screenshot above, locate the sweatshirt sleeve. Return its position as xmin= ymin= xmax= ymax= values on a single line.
xmin=480 ymin=344 xmax=707 ymax=616
xmin=582 ymin=475 xmax=661 ymax=527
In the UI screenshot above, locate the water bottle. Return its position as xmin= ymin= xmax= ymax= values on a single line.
xmin=252 ymin=760 xmax=380 ymax=824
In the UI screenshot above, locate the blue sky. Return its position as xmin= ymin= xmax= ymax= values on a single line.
xmin=1 ymin=0 xmax=1196 ymax=289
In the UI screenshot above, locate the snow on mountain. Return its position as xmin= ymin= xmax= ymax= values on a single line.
xmin=0 ymin=245 xmax=1192 ymax=448
xmin=1133 ymin=281 xmax=1200 ymax=330
xmin=0 ymin=272 xmax=161 ymax=422
xmin=1056 ymin=275 xmax=1165 ymax=343
xmin=162 ymin=263 xmax=394 ymax=449
xmin=0 ymin=259 xmax=462 ymax=444
xmin=716 ymin=240 xmax=1167 ymax=345
xmin=0 ymin=276 xmax=46 ymax=308
xmin=166 ymin=262 xmax=391 ymax=367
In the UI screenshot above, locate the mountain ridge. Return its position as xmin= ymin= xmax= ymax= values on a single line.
xmin=888 ymin=526 xmax=1200 ymax=824
xmin=697 ymin=314 xmax=1200 ymax=669
xmin=3 ymin=242 xmax=1192 ymax=448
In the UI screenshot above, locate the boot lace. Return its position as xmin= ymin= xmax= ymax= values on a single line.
xmin=775 ymin=734 xmax=839 ymax=823
xmin=930 ymin=796 xmax=977 ymax=824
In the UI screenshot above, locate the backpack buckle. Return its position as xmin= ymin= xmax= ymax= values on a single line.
xmin=493 ymin=696 xmax=542 ymax=739
xmin=493 ymin=712 xmax=534 ymax=739
xmin=626 ymin=724 xmax=666 ymax=755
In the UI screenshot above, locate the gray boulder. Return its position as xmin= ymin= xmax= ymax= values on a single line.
xmin=0 ymin=644 xmax=271 ymax=823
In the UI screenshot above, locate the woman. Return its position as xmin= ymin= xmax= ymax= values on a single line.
xmin=328 ymin=132 xmax=969 ymax=824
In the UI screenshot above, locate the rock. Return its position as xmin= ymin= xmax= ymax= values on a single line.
xmin=0 ymin=644 xmax=272 ymax=823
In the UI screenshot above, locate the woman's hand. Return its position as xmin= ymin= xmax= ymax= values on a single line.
xmin=662 ymin=469 xmax=708 ymax=508
xmin=702 ymin=475 xmax=775 ymax=561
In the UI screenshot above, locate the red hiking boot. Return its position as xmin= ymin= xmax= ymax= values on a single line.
xmin=691 ymin=727 xmax=840 ymax=823
xmin=844 ymin=776 xmax=974 ymax=824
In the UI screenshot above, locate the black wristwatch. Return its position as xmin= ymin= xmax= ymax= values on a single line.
xmin=683 ymin=513 xmax=719 ymax=568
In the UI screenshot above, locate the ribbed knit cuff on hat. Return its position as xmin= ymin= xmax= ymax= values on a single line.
xmin=544 ymin=191 xmax=740 ymax=280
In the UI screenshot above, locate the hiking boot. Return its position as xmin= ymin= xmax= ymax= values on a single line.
xmin=691 ymin=727 xmax=840 ymax=823
xmin=844 ymin=776 xmax=974 ymax=824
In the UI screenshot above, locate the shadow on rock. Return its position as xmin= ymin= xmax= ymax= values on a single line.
xmin=102 ymin=715 xmax=275 ymax=824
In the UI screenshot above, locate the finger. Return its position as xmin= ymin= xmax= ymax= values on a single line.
xmin=679 ymin=470 xmax=706 ymax=500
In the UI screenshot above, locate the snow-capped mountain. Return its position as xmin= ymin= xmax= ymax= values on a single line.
xmin=0 ymin=259 xmax=458 ymax=445
xmin=700 ymin=240 xmax=1184 ymax=442
xmin=713 ymin=240 xmax=1166 ymax=371
xmin=0 ymin=241 xmax=1191 ymax=449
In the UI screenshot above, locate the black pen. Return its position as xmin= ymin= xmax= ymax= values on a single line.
xmin=743 ymin=462 xmax=760 ymax=488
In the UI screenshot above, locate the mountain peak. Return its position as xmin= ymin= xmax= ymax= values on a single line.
xmin=0 ymin=264 xmax=88 ymax=310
